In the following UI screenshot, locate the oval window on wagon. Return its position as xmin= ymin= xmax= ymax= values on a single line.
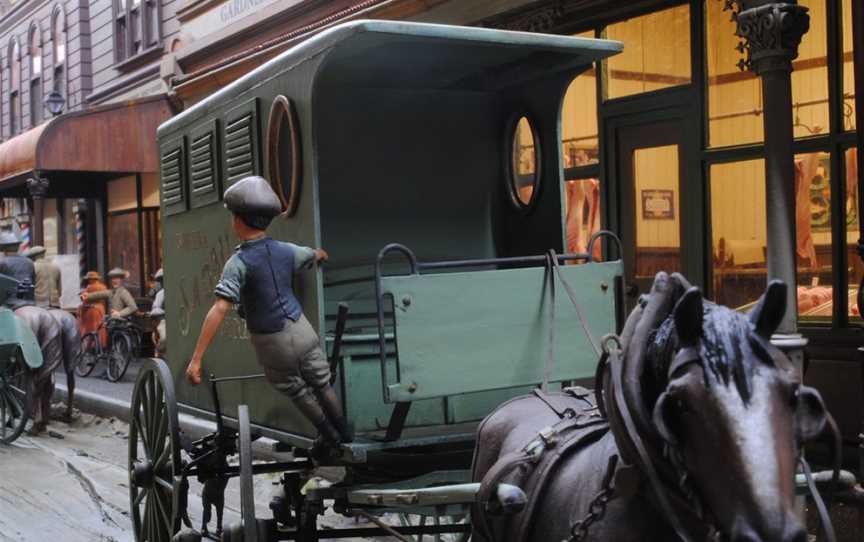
xmin=509 ymin=115 xmax=540 ymax=209
xmin=267 ymin=95 xmax=302 ymax=216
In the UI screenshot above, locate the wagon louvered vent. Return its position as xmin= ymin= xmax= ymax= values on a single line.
xmin=225 ymin=113 xmax=255 ymax=183
xmin=190 ymin=132 xmax=216 ymax=197
xmin=161 ymin=146 xmax=184 ymax=214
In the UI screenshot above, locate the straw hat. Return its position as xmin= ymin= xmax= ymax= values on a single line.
xmin=107 ymin=268 xmax=129 ymax=279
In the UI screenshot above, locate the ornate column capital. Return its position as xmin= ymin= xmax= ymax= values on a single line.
xmin=727 ymin=1 xmax=810 ymax=75
xmin=26 ymin=176 xmax=49 ymax=199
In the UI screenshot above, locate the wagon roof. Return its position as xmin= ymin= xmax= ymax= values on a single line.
xmin=159 ymin=19 xmax=622 ymax=135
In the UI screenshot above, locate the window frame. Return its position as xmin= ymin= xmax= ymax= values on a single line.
xmin=52 ymin=5 xmax=67 ymax=97
xmin=8 ymin=38 xmax=21 ymax=136
xmin=113 ymin=0 xmax=162 ymax=68
xmin=28 ymin=23 xmax=43 ymax=126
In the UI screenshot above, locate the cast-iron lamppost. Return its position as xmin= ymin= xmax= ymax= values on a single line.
xmin=726 ymin=0 xmax=810 ymax=366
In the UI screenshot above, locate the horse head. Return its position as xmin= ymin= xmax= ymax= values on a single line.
xmin=640 ymin=277 xmax=829 ymax=542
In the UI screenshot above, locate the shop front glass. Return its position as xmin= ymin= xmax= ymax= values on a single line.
xmin=843 ymin=0 xmax=857 ymax=131
xmin=847 ymin=147 xmax=861 ymax=319
xmin=603 ymin=4 xmax=691 ymax=100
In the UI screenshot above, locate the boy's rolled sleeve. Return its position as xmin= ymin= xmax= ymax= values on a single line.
xmin=214 ymin=254 xmax=246 ymax=303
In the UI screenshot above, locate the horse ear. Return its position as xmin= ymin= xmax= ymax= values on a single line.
xmin=749 ymin=280 xmax=787 ymax=339
xmin=673 ymin=287 xmax=703 ymax=346
xmin=797 ymin=386 xmax=828 ymax=442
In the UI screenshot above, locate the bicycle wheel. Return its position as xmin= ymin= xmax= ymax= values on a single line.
xmin=0 ymin=357 xmax=32 ymax=444
xmin=107 ymin=333 xmax=133 ymax=383
xmin=75 ymin=333 xmax=99 ymax=377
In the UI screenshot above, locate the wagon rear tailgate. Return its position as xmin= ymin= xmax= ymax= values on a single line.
xmin=380 ymin=261 xmax=622 ymax=402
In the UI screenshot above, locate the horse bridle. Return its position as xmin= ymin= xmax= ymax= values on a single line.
xmin=598 ymin=333 xmax=840 ymax=542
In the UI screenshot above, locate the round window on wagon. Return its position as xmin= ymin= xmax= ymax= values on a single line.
xmin=267 ymin=95 xmax=302 ymax=216
xmin=508 ymin=115 xmax=541 ymax=209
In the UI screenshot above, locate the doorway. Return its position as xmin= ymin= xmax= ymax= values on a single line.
xmin=605 ymin=107 xmax=703 ymax=309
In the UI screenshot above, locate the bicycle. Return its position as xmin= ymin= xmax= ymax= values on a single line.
xmin=75 ymin=316 xmax=141 ymax=382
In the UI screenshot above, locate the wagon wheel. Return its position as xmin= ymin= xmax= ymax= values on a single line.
xmin=0 ymin=357 xmax=31 ymax=444
xmin=107 ymin=333 xmax=133 ymax=382
xmin=74 ymin=333 xmax=99 ymax=377
xmin=238 ymin=405 xmax=259 ymax=542
xmin=129 ymin=359 xmax=183 ymax=542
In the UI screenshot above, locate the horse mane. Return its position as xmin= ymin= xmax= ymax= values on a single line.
xmin=644 ymin=301 xmax=772 ymax=406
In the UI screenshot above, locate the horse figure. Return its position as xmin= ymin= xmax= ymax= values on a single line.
xmin=48 ymin=308 xmax=79 ymax=421
xmin=14 ymin=305 xmax=65 ymax=433
xmin=472 ymin=272 xmax=835 ymax=542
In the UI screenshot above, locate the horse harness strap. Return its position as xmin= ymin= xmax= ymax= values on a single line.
xmin=474 ymin=389 xmax=608 ymax=542
xmin=605 ymin=342 xmax=698 ymax=542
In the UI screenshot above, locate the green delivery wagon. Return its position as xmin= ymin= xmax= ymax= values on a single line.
xmin=128 ymin=20 xmax=624 ymax=541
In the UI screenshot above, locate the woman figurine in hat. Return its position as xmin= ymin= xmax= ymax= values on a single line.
xmin=78 ymin=271 xmax=108 ymax=347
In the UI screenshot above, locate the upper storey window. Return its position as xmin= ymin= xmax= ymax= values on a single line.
xmin=114 ymin=0 xmax=162 ymax=66
xmin=52 ymin=6 xmax=66 ymax=94
xmin=29 ymin=24 xmax=43 ymax=125
xmin=8 ymin=39 xmax=21 ymax=135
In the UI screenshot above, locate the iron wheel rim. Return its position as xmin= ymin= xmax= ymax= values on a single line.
xmin=128 ymin=359 xmax=181 ymax=542
xmin=0 ymin=358 xmax=30 ymax=444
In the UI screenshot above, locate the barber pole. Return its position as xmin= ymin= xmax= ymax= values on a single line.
xmin=18 ymin=221 xmax=30 ymax=254
xmin=75 ymin=201 xmax=86 ymax=277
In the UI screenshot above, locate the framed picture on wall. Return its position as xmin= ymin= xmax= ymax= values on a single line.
xmin=641 ymin=189 xmax=675 ymax=220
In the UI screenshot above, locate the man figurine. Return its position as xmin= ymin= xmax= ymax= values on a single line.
xmin=81 ymin=268 xmax=138 ymax=319
xmin=184 ymin=175 xmax=351 ymax=458
xmin=0 ymin=232 xmax=35 ymax=308
xmin=25 ymin=245 xmax=62 ymax=308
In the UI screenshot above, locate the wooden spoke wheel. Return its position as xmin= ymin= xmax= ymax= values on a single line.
xmin=0 ymin=357 xmax=31 ymax=445
xmin=238 ymin=405 xmax=259 ymax=542
xmin=128 ymin=359 xmax=183 ymax=542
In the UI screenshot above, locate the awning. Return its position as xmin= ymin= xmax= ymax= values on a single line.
xmin=0 ymin=95 xmax=175 ymax=190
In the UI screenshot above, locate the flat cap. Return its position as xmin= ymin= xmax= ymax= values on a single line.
xmin=84 ymin=271 xmax=103 ymax=281
xmin=107 ymin=267 xmax=128 ymax=279
xmin=0 ymin=232 xmax=20 ymax=247
xmin=223 ymin=176 xmax=282 ymax=217
xmin=24 ymin=245 xmax=46 ymax=258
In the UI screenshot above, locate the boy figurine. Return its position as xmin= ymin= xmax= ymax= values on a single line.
xmin=82 ymin=268 xmax=138 ymax=319
xmin=184 ymin=175 xmax=351 ymax=457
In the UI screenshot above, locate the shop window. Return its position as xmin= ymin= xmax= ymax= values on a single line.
xmin=43 ymin=198 xmax=58 ymax=257
xmin=8 ymin=39 xmax=20 ymax=136
xmin=603 ymin=5 xmax=691 ymax=100
xmin=562 ymin=31 xmax=599 ymax=168
xmin=706 ymin=0 xmax=763 ymax=147
xmin=790 ymin=0 xmax=829 ymax=139
xmin=29 ymin=24 xmax=43 ymax=126
xmin=509 ymin=115 xmax=539 ymax=208
xmin=711 ymin=160 xmax=767 ymax=310
xmin=847 ymin=148 xmax=861 ymax=319
xmin=710 ymin=156 xmax=837 ymax=323
xmin=114 ymin=0 xmax=162 ymax=65
xmin=108 ymin=211 xmax=142 ymax=292
xmin=842 ymin=0 xmax=856 ymax=131
xmin=793 ymin=151 xmax=833 ymax=323
xmin=634 ymin=146 xmax=681 ymax=279
xmin=564 ymin=178 xmax=602 ymax=260
xmin=52 ymin=6 xmax=66 ymax=95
